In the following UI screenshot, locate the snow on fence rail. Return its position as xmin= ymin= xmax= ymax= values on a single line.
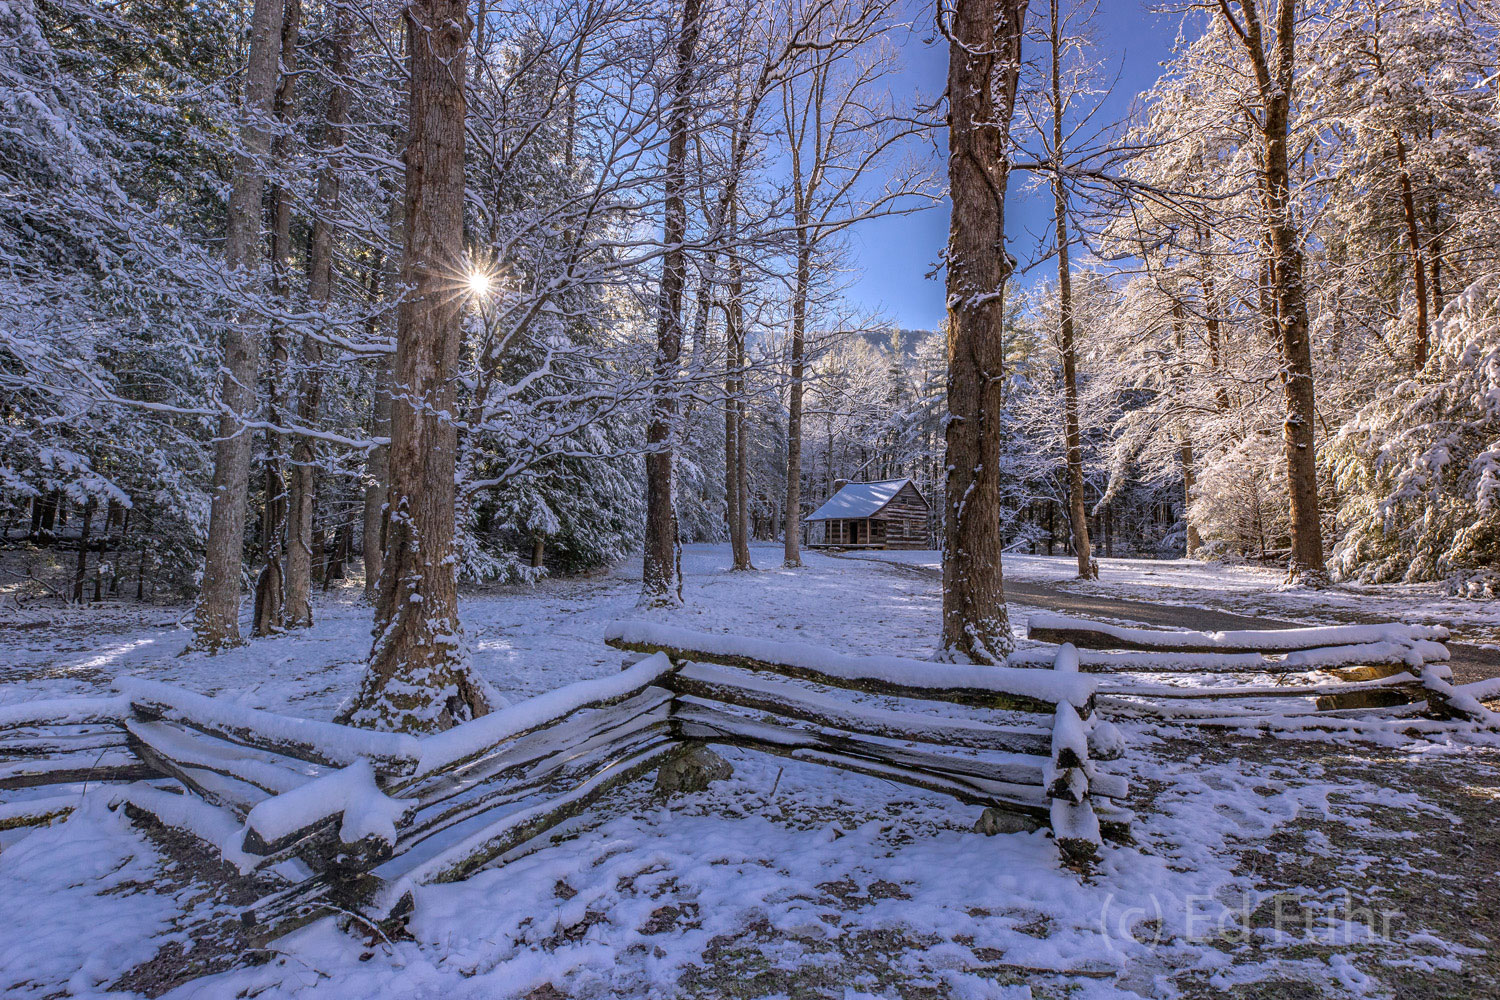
xmin=602 ymin=622 xmax=1128 ymax=864
xmin=1027 ymin=612 xmax=1449 ymax=654
xmin=603 ymin=621 xmax=1098 ymax=714
xmin=1020 ymin=612 xmax=1497 ymax=728
xmin=0 ymin=630 xmax=1131 ymax=958
xmin=0 ymin=661 xmax=690 ymax=946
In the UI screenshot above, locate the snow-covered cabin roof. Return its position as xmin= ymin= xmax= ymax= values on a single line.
xmin=804 ymin=478 xmax=920 ymax=521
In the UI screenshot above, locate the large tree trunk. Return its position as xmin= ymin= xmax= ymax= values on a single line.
xmin=1425 ymin=195 xmax=1444 ymax=317
xmin=723 ymin=294 xmax=739 ymax=552
xmin=1056 ymin=246 xmax=1093 ymax=579
xmin=1261 ymin=2 xmax=1326 ymax=584
xmin=783 ymin=241 xmax=810 ymax=568
xmin=341 ymin=0 xmax=492 ymax=732
xmin=252 ymin=0 xmax=303 ymax=637
xmin=724 ymin=243 xmax=753 ymax=571
xmin=1181 ymin=436 xmax=1202 ymax=555
xmin=285 ymin=11 xmax=350 ymax=627
xmin=1048 ymin=0 xmax=1093 ymax=581
xmin=641 ymin=0 xmax=702 ymax=607
xmin=940 ymin=0 xmax=1026 ymax=663
xmin=192 ymin=0 xmax=286 ymax=650
xmin=1169 ymin=298 xmax=1203 ymax=557
xmin=1218 ymin=0 xmax=1326 ymax=585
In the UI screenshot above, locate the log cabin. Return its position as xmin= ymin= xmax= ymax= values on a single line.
xmin=804 ymin=478 xmax=932 ymax=550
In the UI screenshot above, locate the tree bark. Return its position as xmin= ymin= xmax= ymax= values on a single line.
xmin=641 ymin=0 xmax=702 ymax=606
xmin=783 ymin=241 xmax=810 ymax=567
xmin=73 ymin=499 xmax=94 ymax=604
xmin=286 ymin=10 xmax=350 ymax=627
xmin=362 ymin=350 xmax=392 ymax=601
xmin=1169 ymin=297 xmax=1203 ymax=557
xmin=1048 ymin=0 xmax=1094 ymax=581
xmin=1425 ymin=194 xmax=1444 ymax=317
xmin=252 ymin=0 xmax=302 ymax=637
xmin=941 ymin=0 xmax=1027 ymax=662
xmin=1180 ymin=436 xmax=1202 ymax=556
xmin=723 ymin=290 xmax=739 ymax=551
xmin=40 ymin=489 xmax=58 ymax=538
xmin=341 ymin=0 xmax=492 ymax=732
xmin=730 ymin=244 xmax=752 ymax=570
xmin=725 ymin=227 xmax=753 ymax=570
xmin=363 ymin=169 xmax=403 ymax=603
xmin=193 ymin=0 xmax=286 ymax=650
xmin=1393 ymin=133 xmax=1429 ymax=369
xmin=1217 ymin=0 xmax=1326 ymax=585
xmin=1368 ymin=14 xmax=1429 ymax=369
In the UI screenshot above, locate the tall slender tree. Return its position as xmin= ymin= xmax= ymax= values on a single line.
xmin=192 ymin=0 xmax=286 ymax=650
xmin=641 ymin=0 xmax=704 ymax=606
xmin=1041 ymin=0 xmax=1094 ymax=579
xmin=252 ymin=0 xmax=305 ymax=636
xmin=286 ymin=7 xmax=353 ymax=627
xmin=777 ymin=0 xmax=928 ymax=568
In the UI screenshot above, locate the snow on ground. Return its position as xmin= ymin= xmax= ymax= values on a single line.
xmin=2 ymin=543 xmax=1497 ymax=998
xmin=861 ymin=549 xmax=1500 ymax=646
xmin=0 ymin=545 xmax=941 ymax=720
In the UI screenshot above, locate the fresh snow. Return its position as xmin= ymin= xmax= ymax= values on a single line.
xmin=605 ymin=620 xmax=1097 ymax=708
xmin=0 ymin=694 xmax=129 ymax=729
xmin=1050 ymin=703 xmax=1089 ymax=766
xmin=858 ymin=550 xmax=1500 ymax=643
xmin=115 ymin=676 xmax=422 ymax=770
xmin=803 ymin=478 xmax=914 ymax=521
xmin=242 ymin=757 xmax=413 ymax=858
xmin=1027 ymin=612 xmax=1450 ymax=651
xmin=415 ymin=652 xmax=678 ymax=777
xmin=1 ymin=543 xmax=1498 ymax=999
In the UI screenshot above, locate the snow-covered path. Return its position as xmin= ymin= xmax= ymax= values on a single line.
xmin=2 ymin=545 xmax=1498 ymax=999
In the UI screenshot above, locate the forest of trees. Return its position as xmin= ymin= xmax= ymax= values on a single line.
xmin=3 ymin=0 xmax=1499 ymax=680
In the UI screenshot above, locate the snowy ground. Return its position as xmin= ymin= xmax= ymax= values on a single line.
xmin=2 ymin=544 xmax=1498 ymax=998
xmin=863 ymin=550 xmax=1500 ymax=647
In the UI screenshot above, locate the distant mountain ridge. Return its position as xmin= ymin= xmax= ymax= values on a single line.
xmin=857 ymin=328 xmax=936 ymax=356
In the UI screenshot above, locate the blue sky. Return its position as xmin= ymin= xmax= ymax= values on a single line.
xmin=844 ymin=0 xmax=1185 ymax=331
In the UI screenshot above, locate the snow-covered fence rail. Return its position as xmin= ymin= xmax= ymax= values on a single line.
xmin=604 ymin=622 xmax=1097 ymax=715
xmin=119 ymin=678 xmax=422 ymax=774
xmin=1027 ymin=613 xmax=1450 ymax=654
xmin=0 ymin=660 xmax=696 ymax=945
xmin=237 ymin=653 xmax=685 ymax=895
xmin=3 ymin=633 xmax=1133 ymax=952
xmin=0 ymin=697 xmax=148 ymax=824
xmin=0 ymin=684 xmax=406 ymax=838
xmin=603 ymin=622 xmax=1128 ymax=864
xmin=1020 ymin=612 xmax=1491 ymax=726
